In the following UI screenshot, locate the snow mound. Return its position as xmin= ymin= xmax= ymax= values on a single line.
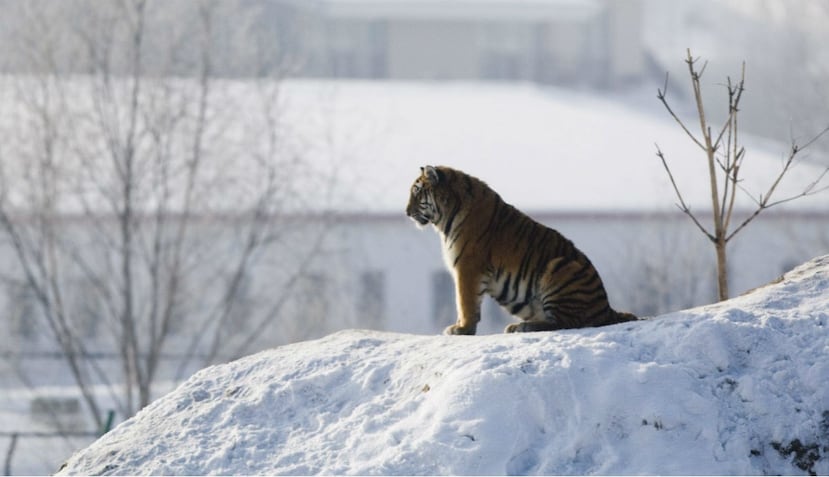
xmin=58 ymin=256 xmax=829 ymax=475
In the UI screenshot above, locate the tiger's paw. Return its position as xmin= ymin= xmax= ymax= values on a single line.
xmin=505 ymin=323 xmax=525 ymax=333
xmin=443 ymin=324 xmax=476 ymax=336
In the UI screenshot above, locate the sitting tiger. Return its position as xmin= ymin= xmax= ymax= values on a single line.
xmin=406 ymin=165 xmax=637 ymax=335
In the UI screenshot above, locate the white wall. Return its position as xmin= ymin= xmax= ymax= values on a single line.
xmin=1 ymin=211 xmax=826 ymax=384
xmin=343 ymin=212 xmax=829 ymax=335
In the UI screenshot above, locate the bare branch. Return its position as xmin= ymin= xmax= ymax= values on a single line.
xmin=729 ymin=175 xmax=829 ymax=243
xmin=722 ymin=148 xmax=744 ymax=233
xmin=797 ymin=124 xmax=829 ymax=151
xmin=2 ymin=0 xmax=353 ymax=431
xmin=697 ymin=58 xmax=709 ymax=78
xmin=725 ymin=128 xmax=829 ymax=242
xmin=712 ymin=63 xmax=746 ymax=152
xmin=655 ymin=144 xmax=715 ymax=242
xmin=657 ymin=73 xmax=706 ymax=151
xmin=721 ymin=68 xmax=746 ymax=233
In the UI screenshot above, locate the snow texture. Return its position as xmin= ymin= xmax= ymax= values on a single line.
xmin=57 ymin=255 xmax=829 ymax=475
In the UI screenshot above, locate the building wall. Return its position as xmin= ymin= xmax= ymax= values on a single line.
xmin=3 ymin=211 xmax=825 ymax=388
xmin=386 ymin=20 xmax=480 ymax=80
xmin=604 ymin=0 xmax=646 ymax=85
xmin=272 ymin=0 xmax=644 ymax=87
xmin=331 ymin=212 xmax=829 ymax=335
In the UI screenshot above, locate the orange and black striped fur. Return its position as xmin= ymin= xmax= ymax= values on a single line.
xmin=406 ymin=165 xmax=637 ymax=335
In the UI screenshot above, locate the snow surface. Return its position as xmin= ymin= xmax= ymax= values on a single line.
xmin=57 ymin=255 xmax=829 ymax=475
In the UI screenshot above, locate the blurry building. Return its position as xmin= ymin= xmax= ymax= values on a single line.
xmin=269 ymin=0 xmax=645 ymax=87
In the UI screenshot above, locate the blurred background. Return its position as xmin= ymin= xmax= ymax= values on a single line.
xmin=0 ymin=0 xmax=827 ymax=473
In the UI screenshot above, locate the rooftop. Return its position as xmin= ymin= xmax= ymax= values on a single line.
xmin=274 ymin=80 xmax=828 ymax=213
xmin=281 ymin=0 xmax=602 ymax=21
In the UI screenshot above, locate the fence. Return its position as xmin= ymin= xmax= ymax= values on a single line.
xmin=2 ymin=431 xmax=99 ymax=476
xmin=1 ymin=409 xmax=114 ymax=475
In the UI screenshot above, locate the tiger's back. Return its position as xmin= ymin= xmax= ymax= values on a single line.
xmin=406 ymin=165 xmax=636 ymax=335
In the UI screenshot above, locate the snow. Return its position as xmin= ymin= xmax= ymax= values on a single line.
xmin=310 ymin=0 xmax=602 ymax=22
xmin=3 ymin=78 xmax=826 ymax=215
xmin=57 ymin=255 xmax=829 ymax=475
xmin=273 ymin=80 xmax=829 ymax=214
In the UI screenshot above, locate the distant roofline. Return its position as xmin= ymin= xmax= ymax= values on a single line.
xmin=277 ymin=0 xmax=603 ymax=22
xmin=4 ymin=209 xmax=827 ymax=226
xmin=329 ymin=209 xmax=829 ymax=224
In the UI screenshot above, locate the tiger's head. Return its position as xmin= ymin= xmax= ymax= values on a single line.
xmin=406 ymin=165 xmax=445 ymax=227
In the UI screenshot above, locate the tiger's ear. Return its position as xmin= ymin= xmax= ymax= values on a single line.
xmin=423 ymin=165 xmax=441 ymax=184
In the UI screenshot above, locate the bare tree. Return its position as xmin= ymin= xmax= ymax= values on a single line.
xmin=0 ymin=0 xmax=338 ymax=431
xmin=725 ymin=1 xmax=829 ymax=163
xmin=620 ymin=218 xmax=715 ymax=316
xmin=656 ymin=48 xmax=829 ymax=301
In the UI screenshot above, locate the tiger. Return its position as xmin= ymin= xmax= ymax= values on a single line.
xmin=406 ymin=165 xmax=637 ymax=335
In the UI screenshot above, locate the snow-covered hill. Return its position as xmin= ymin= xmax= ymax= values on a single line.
xmin=57 ymin=256 xmax=829 ymax=475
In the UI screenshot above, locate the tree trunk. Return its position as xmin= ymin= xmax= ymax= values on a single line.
xmin=715 ymin=236 xmax=729 ymax=301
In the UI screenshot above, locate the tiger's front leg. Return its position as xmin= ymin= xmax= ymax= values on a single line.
xmin=443 ymin=269 xmax=483 ymax=335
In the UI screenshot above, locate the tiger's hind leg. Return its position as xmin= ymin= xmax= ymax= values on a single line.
xmin=505 ymin=320 xmax=567 ymax=333
xmin=537 ymin=256 xmax=616 ymax=329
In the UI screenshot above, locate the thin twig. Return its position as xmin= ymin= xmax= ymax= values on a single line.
xmin=725 ymin=140 xmax=829 ymax=243
xmin=798 ymin=124 xmax=829 ymax=150
xmin=722 ymin=147 xmax=744 ymax=232
xmin=657 ymin=73 xmax=706 ymax=151
xmin=712 ymin=64 xmax=745 ymax=151
xmin=655 ymin=144 xmax=715 ymax=242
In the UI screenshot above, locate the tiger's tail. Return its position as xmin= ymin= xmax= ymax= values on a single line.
xmin=608 ymin=309 xmax=639 ymax=325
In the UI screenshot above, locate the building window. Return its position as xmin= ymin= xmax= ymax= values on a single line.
xmin=276 ymin=271 xmax=334 ymax=343
xmin=224 ymin=269 xmax=253 ymax=331
xmin=7 ymin=281 xmax=37 ymax=339
xmin=358 ymin=270 xmax=386 ymax=329
xmin=328 ymin=21 xmax=359 ymax=77
xmin=326 ymin=19 xmax=387 ymax=78
xmin=68 ymin=277 xmax=102 ymax=338
xmin=330 ymin=50 xmax=358 ymax=77
xmin=480 ymin=22 xmax=532 ymax=80
xmin=296 ymin=272 xmax=329 ymax=339
xmin=30 ymin=395 xmax=83 ymax=431
xmin=367 ymin=21 xmax=388 ymax=78
xmin=431 ymin=270 xmax=455 ymax=327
